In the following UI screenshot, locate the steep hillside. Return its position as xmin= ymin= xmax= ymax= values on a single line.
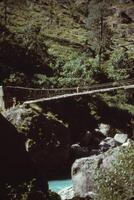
xmin=0 ymin=0 xmax=133 ymax=86
xmin=0 ymin=0 xmax=133 ymax=114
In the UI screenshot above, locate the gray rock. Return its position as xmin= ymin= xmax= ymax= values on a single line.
xmin=97 ymin=123 xmax=110 ymax=136
xmin=114 ymin=133 xmax=128 ymax=144
xmin=122 ymin=138 xmax=134 ymax=146
xmin=58 ymin=186 xmax=74 ymax=200
xmin=99 ymin=137 xmax=119 ymax=152
xmin=71 ymin=144 xmax=133 ymax=198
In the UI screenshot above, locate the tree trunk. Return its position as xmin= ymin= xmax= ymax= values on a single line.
xmin=49 ymin=0 xmax=53 ymax=25
xmin=99 ymin=10 xmax=103 ymax=68
xmin=4 ymin=0 xmax=7 ymax=26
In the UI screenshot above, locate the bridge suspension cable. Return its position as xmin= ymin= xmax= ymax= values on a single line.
xmin=3 ymin=78 xmax=134 ymax=107
xmin=23 ymin=79 xmax=134 ymax=104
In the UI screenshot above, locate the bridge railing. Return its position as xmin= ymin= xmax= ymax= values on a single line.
xmin=2 ymin=78 xmax=134 ymax=108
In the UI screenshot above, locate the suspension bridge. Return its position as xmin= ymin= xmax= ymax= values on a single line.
xmin=0 ymin=78 xmax=134 ymax=109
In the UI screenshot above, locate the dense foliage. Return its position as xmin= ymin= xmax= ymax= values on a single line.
xmin=0 ymin=0 xmax=133 ymax=88
xmin=96 ymin=144 xmax=134 ymax=200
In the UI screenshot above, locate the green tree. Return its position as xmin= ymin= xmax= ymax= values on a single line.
xmin=25 ymin=25 xmax=41 ymax=54
xmin=0 ymin=0 xmax=27 ymax=26
xmin=3 ymin=0 xmax=8 ymax=25
xmin=0 ymin=0 xmax=10 ymax=26
xmin=87 ymin=0 xmax=113 ymax=67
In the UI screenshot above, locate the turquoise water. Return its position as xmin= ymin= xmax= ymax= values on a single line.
xmin=48 ymin=179 xmax=72 ymax=192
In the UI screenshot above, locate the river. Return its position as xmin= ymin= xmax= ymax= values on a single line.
xmin=48 ymin=179 xmax=72 ymax=192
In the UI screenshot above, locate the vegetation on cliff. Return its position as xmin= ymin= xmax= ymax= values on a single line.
xmin=96 ymin=144 xmax=134 ymax=200
xmin=0 ymin=0 xmax=133 ymax=86
xmin=0 ymin=0 xmax=133 ymax=113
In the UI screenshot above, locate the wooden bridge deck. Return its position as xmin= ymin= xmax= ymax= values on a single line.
xmin=23 ymin=83 xmax=134 ymax=105
xmin=1 ymin=78 xmax=134 ymax=108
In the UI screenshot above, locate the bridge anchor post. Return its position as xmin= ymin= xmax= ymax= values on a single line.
xmin=0 ymin=86 xmax=5 ymax=111
xmin=76 ymin=87 xmax=79 ymax=93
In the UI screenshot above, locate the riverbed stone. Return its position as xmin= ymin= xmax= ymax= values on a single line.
xmin=99 ymin=137 xmax=119 ymax=152
xmin=97 ymin=123 xmax=110 ymax=136
xmin=58 ymin=186 xmax=74 ymax=200
xmin=114 ymin=133 xmax=128 ymax=144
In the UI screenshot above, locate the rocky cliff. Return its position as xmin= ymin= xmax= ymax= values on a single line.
xmin=0 ymin=113 xmax=48 ymax=199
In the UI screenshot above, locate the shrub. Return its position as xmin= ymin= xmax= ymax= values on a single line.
xmin=96 ymin=144 xmax=134 ymax=200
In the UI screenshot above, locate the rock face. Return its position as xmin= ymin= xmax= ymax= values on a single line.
xmin=0 ymin=113 xmax=34 ymax=182
xmin=3 ymin=104 xmax=71 ymax=176
xmin=71 ymin=144 xmax=133 ymax=198
xmin=0 ymin=113 xmax=48 ymax=198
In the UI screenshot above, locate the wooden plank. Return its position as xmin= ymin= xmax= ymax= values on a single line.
xmin=24 ymin=84 xmax=134 ymax=105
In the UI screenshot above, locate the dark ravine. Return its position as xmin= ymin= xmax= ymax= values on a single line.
xmin=3 ymin=94 xmax=134 ymax=172
xmin=3 ymin=105 xmax=71 ymax=177
xmin=0 ymin=113 xmax=48 ymax=199
xmin=2 ymin=93 xmax=134 ymax=199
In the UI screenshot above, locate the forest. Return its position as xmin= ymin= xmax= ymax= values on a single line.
xmin=0 ymin=0 xmax=134 ymax=200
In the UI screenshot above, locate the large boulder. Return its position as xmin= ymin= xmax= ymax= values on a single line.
xmin=71 ymin=142 xmax=134 ymax=199
xmin=3 ymin=104 xmax=71 ymax=176
xmin=72 ymin=154 xmax=105 ymax=198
